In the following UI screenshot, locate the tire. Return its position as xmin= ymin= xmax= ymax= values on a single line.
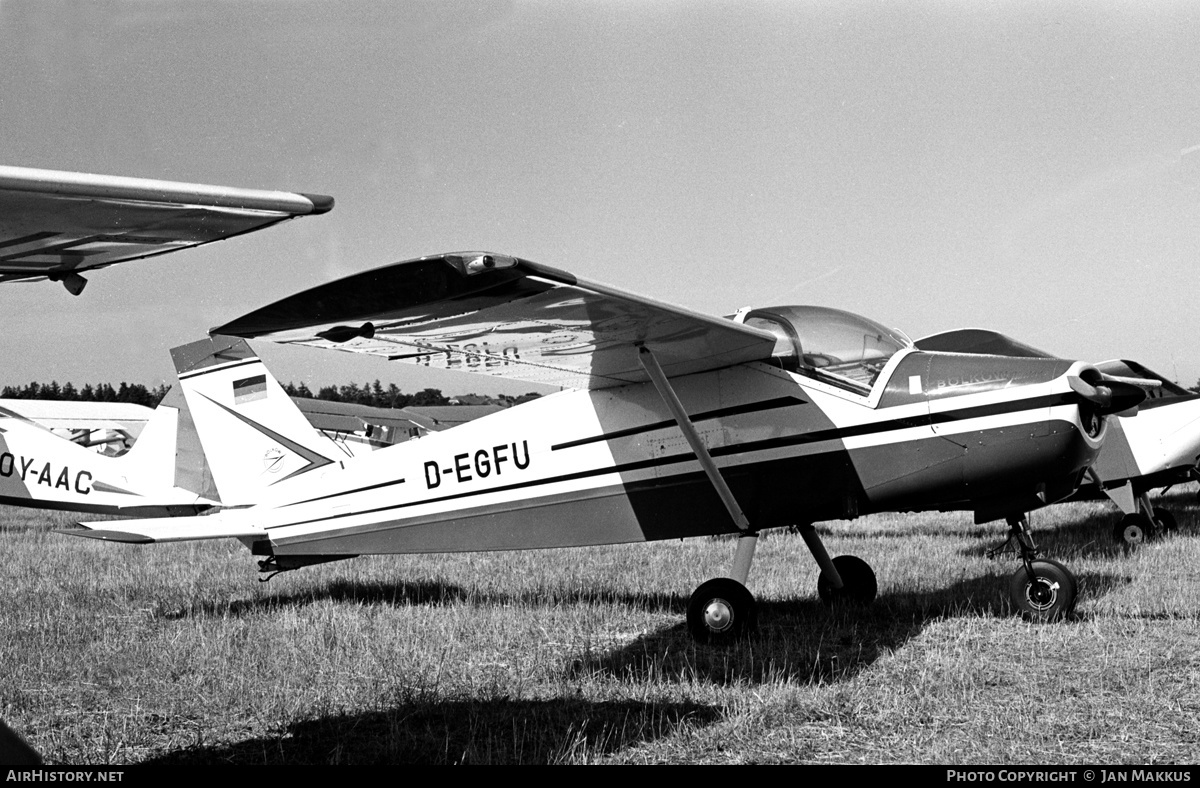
xmin=686 ymin=577 xmax=757 ymax=645
xmin=1113 ymin=513 xmax=1149 ymax=546
xmin=1153 ymin=507 xmax=1177 ymax=535
xmin=817 ymin=555 xmax=878 ymax=607
xmin=1009 ymin=559 xmax=1077 ymax=621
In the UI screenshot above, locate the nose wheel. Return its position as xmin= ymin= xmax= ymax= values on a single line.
xmin=1010 ymin=558 xmax=1076 ymax=621
xmin=1004 ymin=515 xmax=1077 ymax=621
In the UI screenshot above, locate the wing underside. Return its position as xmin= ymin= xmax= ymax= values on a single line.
xmin=0 ymin=165 xmax=333 ymax=288
xmin=213 ymin=252 xmax=777 ymax=389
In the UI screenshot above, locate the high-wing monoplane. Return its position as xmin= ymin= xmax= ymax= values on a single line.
xmin=918 ymin=328 xmax=1200 ymax=545
xmin=0 ymin=165 xmax=332 ymax=294
xmin=68 ymin=252 xmax=1150 ymax=641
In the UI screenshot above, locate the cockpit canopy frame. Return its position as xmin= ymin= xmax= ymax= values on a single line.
xmin=740 ymin=305 xmax=913 ymax=395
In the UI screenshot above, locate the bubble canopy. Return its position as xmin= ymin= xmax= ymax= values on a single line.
xmin=741 ymin=305 xmax=913 ymax=393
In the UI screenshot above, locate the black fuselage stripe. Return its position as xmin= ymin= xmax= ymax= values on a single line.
xmin=747 ymin=393 xmax=1076 ymax=449
xmin=550 ymin=396 xmax=807 ymax=451
xmin=268 ymin=454 xmax=685 ymax=531
xmin=281 ymin=477 xmax=407 ymax=507
xmin=263 ymin=393 xmax=1078 ymax=532
xmin=553 ymin=392 xmax=1076 ymax=454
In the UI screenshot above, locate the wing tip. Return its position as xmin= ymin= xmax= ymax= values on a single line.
xmin=301 ymin=192 xmax=335 ymax=215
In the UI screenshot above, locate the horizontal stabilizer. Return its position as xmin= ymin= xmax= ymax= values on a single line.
xmin=63 ymin=517 xmax=266 ymax=544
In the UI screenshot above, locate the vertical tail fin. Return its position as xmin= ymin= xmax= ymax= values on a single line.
xmin=171 ymin=335 xmax=337 ymax=506
xmin=108 ymin=388 xmax=179 ymax=494
xmin=155 ymin=384 xmax=221 ymax=504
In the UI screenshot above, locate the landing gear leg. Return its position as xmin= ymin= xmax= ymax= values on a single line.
xmin=638 ymin=346 xmax=762 ymax=645
xmin=1006 ymin=514 xmax=1077 ymax=621
xmin=797 ymin=523 xmax=877 ymax=607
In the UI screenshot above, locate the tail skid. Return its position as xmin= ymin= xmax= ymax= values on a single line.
xmin=171 ymin=335 xmax=339 ymax=506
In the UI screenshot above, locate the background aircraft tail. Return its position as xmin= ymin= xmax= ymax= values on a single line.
xmin=171 ymin=335 xmax=337 ymax=506
xmin=0 ymin=385 xmax=217 ymax=515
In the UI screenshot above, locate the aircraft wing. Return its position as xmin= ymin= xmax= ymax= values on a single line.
xmin=0 ymin=165 xmax=333 ymax=293
xmin=212 ymin=251 xmax=778 ymax=389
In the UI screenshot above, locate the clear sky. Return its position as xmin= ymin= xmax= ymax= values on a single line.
xmin=1 ymin=1 xmax=1198 ymax=395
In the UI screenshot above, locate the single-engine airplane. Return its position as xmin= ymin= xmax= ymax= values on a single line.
xmin=67 ymin=252 xmax=1151 ymax=642
xmin=918 ymin=328 xmax=1200 ymax=545
xmin=0 ymin=165 xmax=332 ymax=295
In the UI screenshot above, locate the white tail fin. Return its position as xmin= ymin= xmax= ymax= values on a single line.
xmin=171 ymin=335 xmax=338 ymax=506
xmin=104 ymin=392 xmax=179 ymax=493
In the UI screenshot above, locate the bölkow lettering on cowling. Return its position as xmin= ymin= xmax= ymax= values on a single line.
xmin=424 ymin=441 xmax=531 ymax=488
xmin=0 ymin=452 xmax=92 ymax=494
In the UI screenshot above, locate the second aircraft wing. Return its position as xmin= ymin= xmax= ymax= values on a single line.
xmin=0 ymin=165 xmax=333 ymax=293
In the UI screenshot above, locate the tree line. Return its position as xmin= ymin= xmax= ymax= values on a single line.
xmin=283 ymin=381 xmax=452 ymax=408
xmin=0 ymin=380 xmax=540 ymax=410
xmin=0 ymin=381 xmax=169 ymax=407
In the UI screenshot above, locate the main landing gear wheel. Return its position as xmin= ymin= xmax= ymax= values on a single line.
xmin=1113 ymin=513 xmax=1151 ymax=546
xmin=1009 ymin=559 xmax=1077 ymax=621
xmin=817 ymin=555 xmax=878 ymax=607
xmin=687 ymin=577 xmax=757 ymax=645
xmin=1153 ymin=507 xmax=1177 ymax=535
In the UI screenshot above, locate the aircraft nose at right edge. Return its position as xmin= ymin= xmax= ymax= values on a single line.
xmin=1067 ymin=363 xmax=1155 ymax=425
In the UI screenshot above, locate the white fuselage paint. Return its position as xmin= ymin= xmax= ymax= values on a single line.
xmin=0 ymin=408 xmax=210 ymax=514
xmin=1116 ymin=397 xmax=1200 ymax=477
xmin=206 ymin=355 xmax=1102 ymax=554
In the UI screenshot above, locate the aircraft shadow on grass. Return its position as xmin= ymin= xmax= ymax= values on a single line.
xmin=162 ymin=568 xmax=1108 ymax=685
xmin=575 ymin=571 xmax=1058 ymax=687
xmin=160 ymin=577 xmax=682 ymax=620
xmin=139 ymin=696 xmax=721 ymax=765
xmin=142 ymin=506 xmax=1188 ymax=764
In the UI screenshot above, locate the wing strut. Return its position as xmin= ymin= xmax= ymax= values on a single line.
xmin=637 ymin=345 xmax=758 ymax=583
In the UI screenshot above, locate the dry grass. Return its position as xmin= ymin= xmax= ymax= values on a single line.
xmin=3 ymin=491 xmax=1200 ymax=764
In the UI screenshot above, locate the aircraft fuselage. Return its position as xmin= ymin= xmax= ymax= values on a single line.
xmin=231 ymin=349 xmax=1104 ymax=558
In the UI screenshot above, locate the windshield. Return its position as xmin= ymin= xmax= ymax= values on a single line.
xmin=745 ymin=305 xmax=911 ymax=393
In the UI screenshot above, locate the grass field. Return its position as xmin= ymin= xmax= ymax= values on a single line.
xmin=3 ymin=491 xmax=1200 ymax=765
